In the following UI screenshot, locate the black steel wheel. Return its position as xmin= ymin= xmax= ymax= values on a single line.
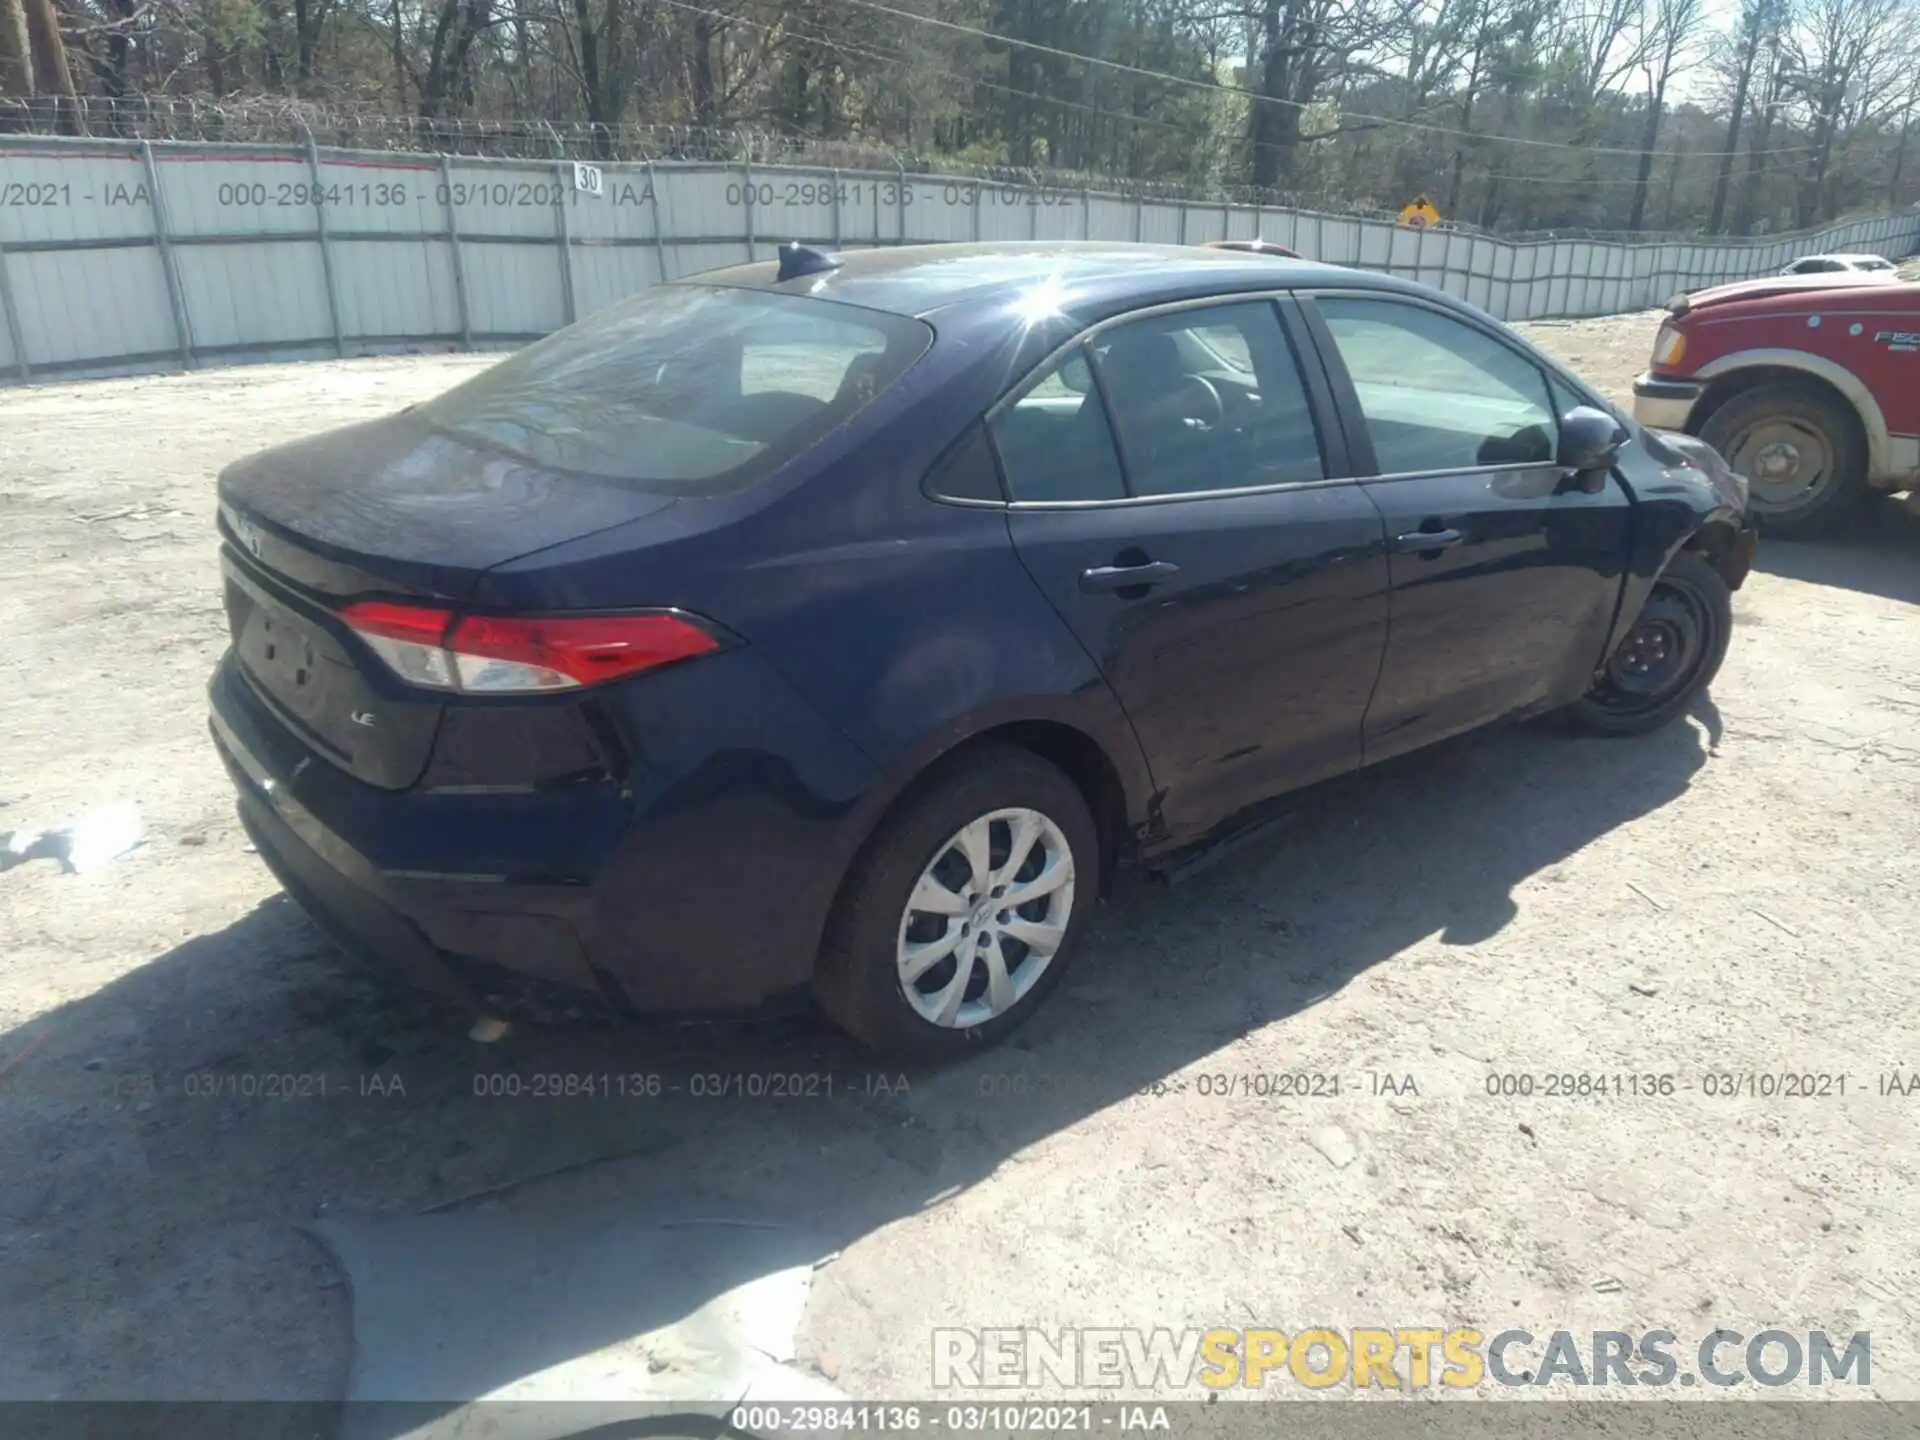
xmin=1569 ymin=552 xmax=1732 ymax=737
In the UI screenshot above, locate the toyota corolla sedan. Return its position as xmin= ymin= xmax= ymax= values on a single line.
xmin=209 ymin=241 xmax=1754 ymax=1059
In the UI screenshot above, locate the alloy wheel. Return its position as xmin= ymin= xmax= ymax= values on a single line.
xmin=895 ymin=807 xmax=1075 ymax=1029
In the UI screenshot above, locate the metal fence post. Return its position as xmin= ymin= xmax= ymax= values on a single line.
xmin=647 ymin=160 xmax=670 ymax=282
xmin=897 ymin=159 xmax=908 ymax=243
xmin=971 ymin=179 xmax=982 ymax=242
xmin=1083 ymin=187 xmax=1091 ymax=240
xmin=743 ymin=158 xmax=756 ymax=259
xmin=0 ymin=245 xmax=29 ymax=381
xmin=1176 ymin=200 xmax=1187 ymax=245
xmin=438 ymin=154 xmax=472 ymax=350
xmin=303 ymin=128 xmax=345 ymax=358
xmin=832 ymin=168 xmax=843 ymax=246
xmin=554 ymin=160 xmax=578 ymax=326
xmin=1133 ymin=194 xmax=1144 ymax=242
xmin=139 ymin=140 xmax=193 ymax=370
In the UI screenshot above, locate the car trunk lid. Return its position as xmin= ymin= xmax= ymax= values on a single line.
xmin=217 ymin=410 xmax=679 ymax=790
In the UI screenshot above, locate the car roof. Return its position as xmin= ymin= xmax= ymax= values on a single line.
xmin=681 ymin=240 xmax=1388 ymax=321
xmin=1798 ymin=253 xmax=1889 ymax=264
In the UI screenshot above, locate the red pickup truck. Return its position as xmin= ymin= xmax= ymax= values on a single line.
xmin=1631 ymin=270 xmax=1919 ymax=537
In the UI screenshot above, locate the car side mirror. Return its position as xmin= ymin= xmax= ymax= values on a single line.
xmin=1557 ymin=406 xmax=1629 ymax=491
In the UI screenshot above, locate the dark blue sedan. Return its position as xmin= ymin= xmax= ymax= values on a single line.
xmin=209 ymin=241 xmax=1755 ymax=1058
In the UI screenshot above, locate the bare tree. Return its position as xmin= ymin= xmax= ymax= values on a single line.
xmin=1627 ymin=0 xmax=1704 ymax=229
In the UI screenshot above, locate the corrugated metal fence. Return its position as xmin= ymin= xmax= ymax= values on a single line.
xmin=2 ymin=134 xmax=1916 ymax=384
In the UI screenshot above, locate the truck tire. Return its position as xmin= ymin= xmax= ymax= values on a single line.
xmin=1699 ymin=381 xmax=1867 ymax=539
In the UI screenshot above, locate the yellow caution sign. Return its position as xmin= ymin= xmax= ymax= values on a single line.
xmin=1398 ymin=195 xmax=1441 ymax=229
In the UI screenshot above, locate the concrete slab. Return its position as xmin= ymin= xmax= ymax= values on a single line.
xmin=315 ymin=1166 xmax=843 ymax=1440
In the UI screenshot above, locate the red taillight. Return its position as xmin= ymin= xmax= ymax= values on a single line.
xmin=339 ymin=600 xmax=455 ymax=646
xmin=451 ymin=613 xmax=721 ymax=690
xmin=339 ymin=602 xmax=722 ymax=693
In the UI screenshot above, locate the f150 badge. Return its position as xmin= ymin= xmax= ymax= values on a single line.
xmin=1873 ymin=330 xmax=1918 ymax=352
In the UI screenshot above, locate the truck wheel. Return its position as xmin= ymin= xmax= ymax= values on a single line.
xmin=1700 ymin=382 xmax=1867 ymax=539
xmin=1569 ymin=552 xmax=1732 ymax=737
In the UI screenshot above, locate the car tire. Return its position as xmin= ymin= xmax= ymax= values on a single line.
xmin=1699 ymin=382 xmax=1867 ymax=539
xmin=1569 ymin=551 xmax=1732 ymax=737
xmin=815 ymin=743 xmax=1099 ymax=1061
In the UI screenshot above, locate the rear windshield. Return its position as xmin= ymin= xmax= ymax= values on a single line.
xmin=420 ymin=285 xmax=933 ymax=494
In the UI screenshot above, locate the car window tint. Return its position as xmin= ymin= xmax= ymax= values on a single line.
xmin=741 ymin=332 xmax=887 ymax=401
xmin=1090 ymin=302 xmax=1324 ymax=497
xmin=1317 ymin=296 xmax=1556 ymax=474
xmin=1187 ymin=322 xmax=1254 ymax=373
xmin=989 ymin=352 xmax=1127 ymax=502
xmin=420 ymin=285 xmax=931 ymax=495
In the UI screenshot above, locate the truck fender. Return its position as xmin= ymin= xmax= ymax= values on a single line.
xmin=1693 ymin=348 xmax=1894 ymax=480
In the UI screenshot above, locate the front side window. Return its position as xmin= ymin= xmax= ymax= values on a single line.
xmin=1089 ymin=301 xmax=1324 ymax=497
xmin=421 ymin=285 xmax=931 ymax=494
xmin=1316 ymin=296 xmax=1557 ymax=474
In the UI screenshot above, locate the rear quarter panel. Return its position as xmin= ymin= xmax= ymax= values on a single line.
xmin=470 ymin=319 xmax=1158 ymax=1002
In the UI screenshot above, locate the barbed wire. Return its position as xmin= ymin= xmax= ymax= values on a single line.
xmin=0 ymin=93 xmax=1900 ymax=246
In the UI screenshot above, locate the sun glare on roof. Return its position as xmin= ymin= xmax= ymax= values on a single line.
xmin=1010 ymin=275 xmax=1068 ymax=327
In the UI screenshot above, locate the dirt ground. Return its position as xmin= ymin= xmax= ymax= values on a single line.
xmin=2 ymin=311 xmax=1918 ymax=1414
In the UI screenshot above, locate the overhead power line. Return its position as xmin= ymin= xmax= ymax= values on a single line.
xmin=825 ymin=0 xmax=1819 ymax=161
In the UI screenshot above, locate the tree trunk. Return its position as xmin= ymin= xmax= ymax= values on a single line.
xmin=0 ymin=0 xmax=31 ymax=99
xmin=1628 ymin=83 xmax=1664 ymax=231
xmin=22 ymin=0 xmax=79 ymax=131
xmin=1890 ymin=105 xmax=1913 ymax=206
xmin=391 ymin=0 xmax=406 ymax=109
xmin=1735 ymin=104 xmax=1772 ymax=234
xmin=1707 ymin=70 xmax=1751 ymax=231
xmin=294 ymin=0 xmax=320 ymax=86
xmin=691 ymin=12 xmax=716 ymax=124
xmin=1661 ymin=136 xmax=1685 ymax=228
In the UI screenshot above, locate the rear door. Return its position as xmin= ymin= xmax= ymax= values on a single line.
xmin=995 ymin=297 xmax=1391 ymax=844
xmin=1300 ymin=292 xmax=1633 ymax=763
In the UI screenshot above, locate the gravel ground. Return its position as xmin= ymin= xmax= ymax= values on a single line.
xmin=2 ymin=311 xmax=1917 ymax=1412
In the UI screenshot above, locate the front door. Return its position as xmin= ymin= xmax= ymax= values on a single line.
xmin=1304 ymin=293 xmax=1634 ymax=762
xmin=992 ymin=298 xmax=1391 ymax=842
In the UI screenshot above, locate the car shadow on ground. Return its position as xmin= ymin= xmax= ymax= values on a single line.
xmin=1754 ymin=494 xmax=1920 ymax=604
xmin=0 ymin=709 xmax=1714 ymax=1427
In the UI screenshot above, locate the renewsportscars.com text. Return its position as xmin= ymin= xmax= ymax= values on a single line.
xmin=931 ymin=1326 xmax=1871 ymax=1391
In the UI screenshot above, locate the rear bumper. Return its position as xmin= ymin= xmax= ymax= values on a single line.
xmin=1632 ymin=373 xmax=1703 ymax=432
xmin=209 ymin=650 xmax=882 ymax=1017
xmin=211 ymin=666 xmax=611 ymax=1016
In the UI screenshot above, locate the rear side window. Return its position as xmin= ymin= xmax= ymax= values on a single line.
xmin=989 ymin=352 xmax=1128 ymax=502
xmin=420 ymin=286 xmax=931 ymax=495
xmin=1316 ymin=296 xmax=1556 ymax=474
